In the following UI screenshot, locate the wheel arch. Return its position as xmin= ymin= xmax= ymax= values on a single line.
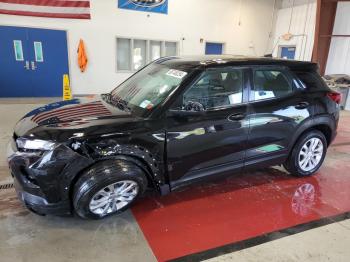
xmin=289 ymin=116 xmax=336 ymax=152
xmin=68 ymin=142 xmax=166 ymax=204
xmin=68 ymin=156 xmax=160 ymax=205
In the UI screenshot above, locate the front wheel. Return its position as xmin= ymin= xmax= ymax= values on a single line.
xmin=73 ymin=160 xmax=148 ymax=219
xmin=284 ymin=130 xmax=327 ymax=177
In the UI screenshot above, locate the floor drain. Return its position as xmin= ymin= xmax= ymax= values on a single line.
xmin=0 ymin=183 xmax=14 ymax=190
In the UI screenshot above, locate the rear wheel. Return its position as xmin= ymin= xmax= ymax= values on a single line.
xmin=284 ymin=130 xmax=327 ymax=177
xmin=73 ymin=160 xmax=147 ymax=219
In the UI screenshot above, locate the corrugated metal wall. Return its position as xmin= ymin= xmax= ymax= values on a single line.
xmin=326 ymin=3 xmax=350 ymax=75
xmin=326 ymin=2 xmax=350 ymax=110
xmin=270 ymin=0 xmax=316 ymax=61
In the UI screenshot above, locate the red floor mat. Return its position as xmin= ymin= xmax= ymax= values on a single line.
xmin=132 ymin=114 xmax=350 ymax=261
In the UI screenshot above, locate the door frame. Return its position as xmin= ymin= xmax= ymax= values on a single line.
xmin=1 ymin=24 xmax=72 ymax=91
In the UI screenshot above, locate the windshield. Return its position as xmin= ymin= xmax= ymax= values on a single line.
xmin=109 ymin=63 xmax=191 ymax=116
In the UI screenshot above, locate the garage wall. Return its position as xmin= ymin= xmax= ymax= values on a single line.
xmin=270 ymin=0 xmax=316 ymax=61
xmin=326 ymin=2 xmax=350 ymax=76
xmin=0 ymin=0 xmax=276 ymax=95
xmin=325 ymin=2 xmax=350 ymax=110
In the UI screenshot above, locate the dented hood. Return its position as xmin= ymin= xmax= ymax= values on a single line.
xmin=14 ymin=95 xmax=140 ymax=141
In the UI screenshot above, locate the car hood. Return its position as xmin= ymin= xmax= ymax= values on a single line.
xmin=14 ymin=95 xmax=141 ymax=141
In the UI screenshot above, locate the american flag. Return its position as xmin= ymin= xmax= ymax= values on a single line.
xmin=0 ymin=0 xmax=91 ymax=19
xmin=31 ymin=101 xmax=112 ymax=125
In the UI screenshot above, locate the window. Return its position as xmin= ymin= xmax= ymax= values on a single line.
xmin=165 ymin=42 xmax=177 ymax=56
xmin=252 ymin=70 xmax=293 ymax=101
xmin=117 ymin=38 xmax=131 ymax=71
xmin=34 ymin=42 xmax=44 ymax=62
xmin=180 ymin=69 xmax=244 ymax=111
xmin=150 ymin=41 xmax=162 ymax=61
xmin=13 ymin=40 xmax=24 ymax=61
xmin=295 ymin=71 xmax=328 ymax=91
xmin=110 ymin=64 xmax=191 ymax=114
xmin=116 ymin=38 xmax=178 ymax=72
xmin=133 ymin=40 xmax=146 ymax=70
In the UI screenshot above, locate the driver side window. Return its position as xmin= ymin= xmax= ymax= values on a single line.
xmin=181 ymin=68 xmax=244 ymax=111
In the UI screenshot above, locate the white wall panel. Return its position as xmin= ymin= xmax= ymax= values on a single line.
xmin=325 ymin=2 xmax=350 ymax=110
xmin=326 ymin=2 xmax=350 ymax=76
xmin=326 ymin=38 xmax=350 ymax=75
xmin=270 ymin=0 xmax=316 ymax=61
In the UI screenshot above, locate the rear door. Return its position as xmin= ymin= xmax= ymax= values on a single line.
xmin=166 ymin=67 xmax=250 ymax=188
xmin=245 ymin=66 xmax=313 ymax=167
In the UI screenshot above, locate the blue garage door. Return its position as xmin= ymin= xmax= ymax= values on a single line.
xmin=0 ymin=26 xmax=69 ymax=97
xmin=205 ymin=42 xmax=223 ymax=55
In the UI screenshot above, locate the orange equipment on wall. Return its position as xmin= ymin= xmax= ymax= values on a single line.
xmin=77 ymin=39 xmax=88 ymax=72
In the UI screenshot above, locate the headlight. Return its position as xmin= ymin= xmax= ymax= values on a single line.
xmin=16 ymin=138 xmax=56 ymax=151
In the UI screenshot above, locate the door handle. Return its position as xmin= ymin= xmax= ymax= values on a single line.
xmin=31 ymin=61 xmax=37 ymax=70
xmin=24 ymin=61 xmax=30 ymax=70
xmin=295 ymin=102 xmax=309 ymax=109
xmin=228 ymin=113 xmax=246 ymax=121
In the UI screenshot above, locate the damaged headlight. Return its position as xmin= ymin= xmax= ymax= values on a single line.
xmin=16 ymin=138 xmax=56 ymax=151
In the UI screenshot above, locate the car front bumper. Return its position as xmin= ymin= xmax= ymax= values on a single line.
xmin=13 ymin=175 xmax=71 ymax=216
xmin=7 ymin=137 xmax=93 ymax=216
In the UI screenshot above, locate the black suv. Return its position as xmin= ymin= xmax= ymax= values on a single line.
xmin=8 ymin=56 xmax=340 ymax=219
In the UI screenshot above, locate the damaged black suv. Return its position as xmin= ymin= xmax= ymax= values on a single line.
xmin=8 ymin=56 xmax=340 ymax=219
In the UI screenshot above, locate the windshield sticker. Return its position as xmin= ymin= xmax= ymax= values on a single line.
xmin=166 ymin=69 xmax=188 ymax=79
xmin=139 ymin=100 xmax=152 ymax=108
xmin=146 ymin=103 xmax=154 ymax=110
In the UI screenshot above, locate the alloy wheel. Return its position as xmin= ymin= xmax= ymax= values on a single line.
xmin=89 ymin=180 xmax=139 ymax=216
xmin=298 ymin=137 xmax=324 ymax=172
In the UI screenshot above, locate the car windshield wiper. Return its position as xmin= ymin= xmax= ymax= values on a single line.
xmin=102 ymin=93 xmax=132 ymax=112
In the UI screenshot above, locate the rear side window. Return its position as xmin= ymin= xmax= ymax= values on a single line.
xmin=252 ymin=70 xmax=293 ymax=101
xmin=294 ymin=71 xmax=329 ymax=91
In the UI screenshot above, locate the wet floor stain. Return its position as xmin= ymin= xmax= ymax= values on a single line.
xmin=0 ymin=187 xmax=29 ymax=219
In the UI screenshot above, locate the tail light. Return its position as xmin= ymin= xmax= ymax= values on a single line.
xmin=327 ymin=91 xmax=342 ymax=104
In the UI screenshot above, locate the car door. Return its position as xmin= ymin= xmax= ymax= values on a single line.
xmin=245 ymin=66 xmax=313 ymax=167
xmin=165 ymin=67 xmax=250 ymax=189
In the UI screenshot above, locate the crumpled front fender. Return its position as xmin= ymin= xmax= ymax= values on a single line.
xmin=9 ymin=144 xmax=94 ymax=203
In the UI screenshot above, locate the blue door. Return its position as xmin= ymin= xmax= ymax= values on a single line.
xmin=0 ymin=26 xmax=69 ymax=97
xmin=0 ymin=26 xmax=32 ymax=97
xmin=280 ymin=46 xmax=296 ymax=60
xmin=205 ymin=42 xmax=223 ymax=55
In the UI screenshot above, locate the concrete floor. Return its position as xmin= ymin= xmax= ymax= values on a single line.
xmin=0 ymin=101 xmax=156 ymax=262
xmin=0 ymin=100 xmax=349 ymax=262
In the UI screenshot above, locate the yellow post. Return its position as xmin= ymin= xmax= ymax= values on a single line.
xmin=63 ymin=74 xmax=72 ymax=100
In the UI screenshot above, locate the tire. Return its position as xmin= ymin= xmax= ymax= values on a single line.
xmin=73 ymin=159 xmax=147 ymax=219
xmin=283 ymin=130 xmax=327 ymax=177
